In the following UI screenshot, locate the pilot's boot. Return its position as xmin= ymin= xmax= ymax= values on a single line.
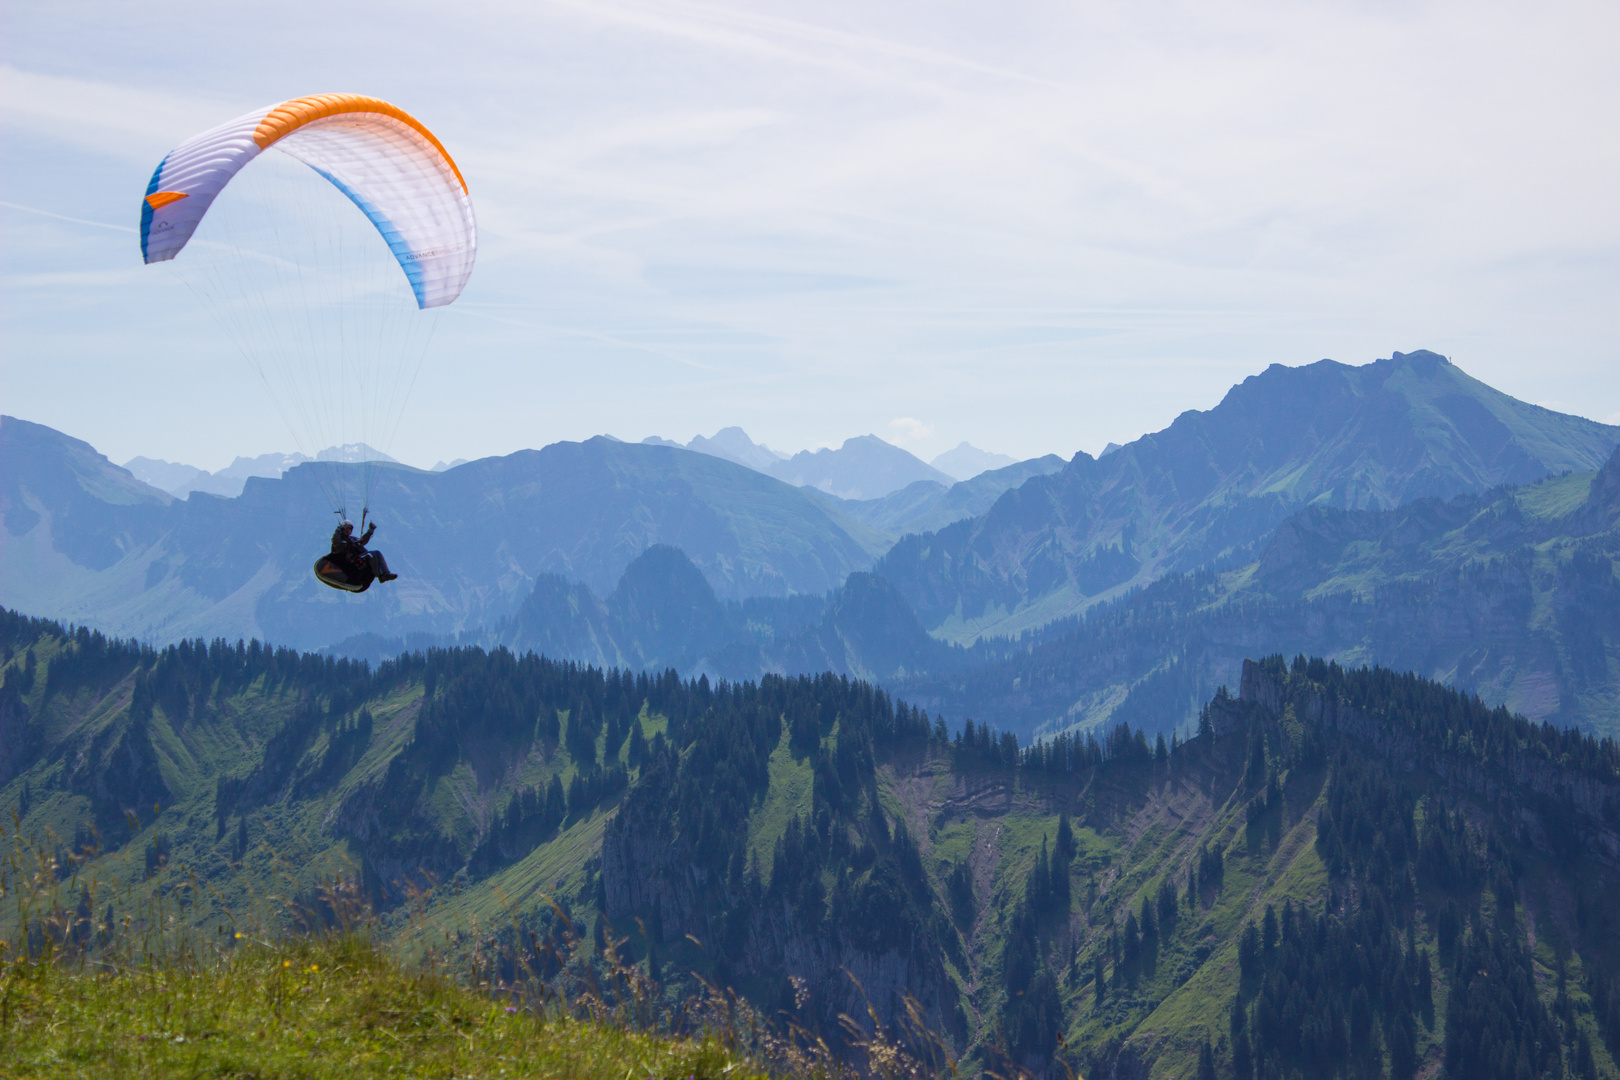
xmin=370 ymin=551 xmax=398 ymax=582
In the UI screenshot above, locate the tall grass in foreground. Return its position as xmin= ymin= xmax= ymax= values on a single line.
xmin=0 ymin=819 xmax=963 ymax=1079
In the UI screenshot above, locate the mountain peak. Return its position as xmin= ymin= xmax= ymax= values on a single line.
xmin=877 ymin=353 xmax=1620 ymax=642
xmin=770 ymin=435 xmax=954 ymax=500
xmin=685 ymin=427 xmax=785 ymax=472
xmin=1384 ymin=348 xmax=1451 ymax=371
xmin=316 ymin=443 xmax=398 ymax=464
xmin=124 ymin=456 xmax=206 ymax=493
xmin=929 ymin=442 xmax=1017 ymax=481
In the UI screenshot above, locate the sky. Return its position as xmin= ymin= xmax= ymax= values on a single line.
xmin=3 ymin=0 xmax=1618 ymax=472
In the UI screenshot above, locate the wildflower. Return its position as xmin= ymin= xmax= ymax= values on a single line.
xmin=309 ymin=964 xmax=320 ymax=972
xmin=505 ymin=1006 xmax=518 ymax=1014
xmin=234 ymin=932 xmax=244 ymax=939
xmin=283 ymin=960 xmax=291 ymax=968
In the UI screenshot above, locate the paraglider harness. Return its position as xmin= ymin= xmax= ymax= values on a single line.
xmin=313 ymin=508 xmax=391 ymax=593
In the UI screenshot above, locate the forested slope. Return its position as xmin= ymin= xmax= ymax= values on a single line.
xmin=4 ymin=607 xmax=1619 ymax=1077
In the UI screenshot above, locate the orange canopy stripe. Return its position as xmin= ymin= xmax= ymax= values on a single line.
xmin=251 ymin=94 xmax=469 ymax=194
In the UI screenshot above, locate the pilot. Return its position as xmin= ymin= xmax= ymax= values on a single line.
xmin=331 ymin=520 xmax=397 ymax=583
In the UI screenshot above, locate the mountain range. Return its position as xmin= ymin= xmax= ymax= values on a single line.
xmin=125 ymin=444 xmax=400 ymax=499
xmin=891 ymin=442 xmax=1620 ymax=738
xmin=648 ymin=426 xmax=1020 ymax=494
xmin=6 ymin=349 xmax=1617 ymax=739
xmin=7 ymin=345 xmax=1620 ymax=1076
xmin=130 ymin=426 xmax=1015 ymax=505
xmin=0 ymin=418 xmax=1053 ymax=655
xmin=0 ymin=421 xmax=876 ymax=650
xmin=878 ymin=351 xmax=1620 ymax=643
xmin=342 ymin=351 xmax=1620 ymax=734
xmin=397 ymin=440 xmax=1616 ymax=736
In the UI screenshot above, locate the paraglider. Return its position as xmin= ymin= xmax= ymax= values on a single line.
xmin=314 ymin=516 xmax=396 ymax=593
xmin=140 ymin=94 xmax=476 ymax=593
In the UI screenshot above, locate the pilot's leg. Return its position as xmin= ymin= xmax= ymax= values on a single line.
xmin=369 ymin=550 xmax=398 ymax=582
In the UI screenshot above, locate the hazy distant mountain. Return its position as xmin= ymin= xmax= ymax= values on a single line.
xmin=124 ymin=456 xmax=207 ymax=494
xmin=766 ymin=434 xmax=955 ymax=500
xmin=651 ymin=429 xmax=1004 ymax=502
xmin=316 ymin=443 xmax=398 ymax=465
xmin=2 ymin=419 xmax=879 ymax=651
xmin=878 ymin=350 xmax=1620 ymax=642
xmin=929 ymin=442 xmax=1016 ymax=481
xmin=684 ymin=427 xmax=787 ymax=471
xmin=807 ymin=455 xmax=1067 ymax=536
xmin=430 ymin=458 xmax=469 ymax=472
xmin=123 ymin=444 xmax=398 ymax=498
xmin=493 ymin=545 xmax=827 ymax=673
xmin=180 ymin=452 xmax=312 ymax=497
xmin=2 ymin=417 xmax=173 ymax=569
xmin=489 ymin=544 xmax=952 ymax=685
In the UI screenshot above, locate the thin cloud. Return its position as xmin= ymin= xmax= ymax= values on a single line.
xmin=0 ymin=199 xmax=134 ymax=233
xmin=888 ymin=417 xmax=932 ymax=442
xmin=0 ymin=64 xmax=243 ymax=162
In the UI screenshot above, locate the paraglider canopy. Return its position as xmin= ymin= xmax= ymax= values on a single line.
xmin=141 ymin=94 xmax=476 ymax=308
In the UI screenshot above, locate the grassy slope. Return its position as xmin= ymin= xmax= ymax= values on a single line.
xmin=0 ymin=936 xmax=766 ymax=1080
